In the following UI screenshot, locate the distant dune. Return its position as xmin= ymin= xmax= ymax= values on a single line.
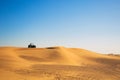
xmin=0 ymin=47 xmax=120 ymax=80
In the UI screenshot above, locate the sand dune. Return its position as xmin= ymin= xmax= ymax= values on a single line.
xmin=0 ymin=46 xmax=120 ymax=80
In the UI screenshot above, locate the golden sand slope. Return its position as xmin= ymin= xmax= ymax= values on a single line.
xmin=0 ymin=47 xmax=120 ymax=80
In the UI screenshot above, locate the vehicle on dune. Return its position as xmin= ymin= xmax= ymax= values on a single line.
xmin=28 ymin=43 xmax=36 ymax=48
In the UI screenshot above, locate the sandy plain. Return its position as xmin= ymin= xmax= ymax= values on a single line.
xmin=0 ymin=46 xmax=120 ymax=80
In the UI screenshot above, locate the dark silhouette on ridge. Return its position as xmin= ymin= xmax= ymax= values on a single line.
xmin=28 ymin=43 xmax=36 ymax=48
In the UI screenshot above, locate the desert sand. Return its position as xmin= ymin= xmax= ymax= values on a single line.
xmin=0 ymin=46 xmax=120 ymax=80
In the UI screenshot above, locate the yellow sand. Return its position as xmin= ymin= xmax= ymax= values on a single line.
xmin=0 ymin=46 xmax=120 ymax=80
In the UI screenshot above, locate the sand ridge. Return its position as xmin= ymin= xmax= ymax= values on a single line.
xmin=0 ymin=46 xmax=120 ymax=80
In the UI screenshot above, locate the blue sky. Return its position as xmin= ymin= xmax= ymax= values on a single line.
xmin=0 ymin=0 xmax=120 ymax=54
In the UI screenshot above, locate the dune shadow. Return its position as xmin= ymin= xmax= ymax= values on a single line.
xmin=19 ymin=55 xmax=48 ymax=62
xmin=46 ymin=47 xmax=56 ymax=49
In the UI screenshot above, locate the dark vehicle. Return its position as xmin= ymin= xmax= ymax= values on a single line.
xmin=28 ymin=43 xmax=36 ymax=48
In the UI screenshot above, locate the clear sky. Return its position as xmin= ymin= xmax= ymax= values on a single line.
xmin=0 ymin=0 xmax=120 ymax=54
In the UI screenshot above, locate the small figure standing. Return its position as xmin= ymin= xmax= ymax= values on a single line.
xmin=28 ymin=43 xmax=36 ymax=48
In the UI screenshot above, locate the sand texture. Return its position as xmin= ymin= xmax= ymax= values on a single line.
xmin=0 ymin=47 xmax=120 ymax=80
